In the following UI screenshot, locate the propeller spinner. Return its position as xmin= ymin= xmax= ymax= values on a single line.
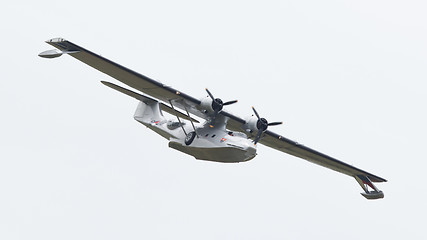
xmin=252 ymin=107 xmax=282 ymax=144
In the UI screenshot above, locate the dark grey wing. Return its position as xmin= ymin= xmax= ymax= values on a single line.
xmin=45 ymin=38 xmax=205 ymax=118
xmin=223 ymin=114 xmax=386 ymax=199
xmin=259 ymin=130 xmax=387 ymax=199
xmin=260 ymin=130 xmax=386 ymax=183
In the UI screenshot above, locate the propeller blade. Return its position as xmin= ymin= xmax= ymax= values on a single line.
xmin=250 ymin=107 xmax=282 ymax=144
xmin=252 ymin=106 xmax=260 ymax=120
xmin=205 ymin=88 xmax=215 ymax=100
xmin=223 ymin=100 xmax=238 ymax=106
xmin=268 ymin=121 xmax=283 ymax=126
xmin=253 ymin=130 xmax=263 ymax=144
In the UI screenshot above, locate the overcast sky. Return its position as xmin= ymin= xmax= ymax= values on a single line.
xmin=1 ymin=0 xmax=426 ymax=239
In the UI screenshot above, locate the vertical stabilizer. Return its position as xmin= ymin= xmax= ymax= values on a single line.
xmin=134 ymin=101 xmax=165 ymax=124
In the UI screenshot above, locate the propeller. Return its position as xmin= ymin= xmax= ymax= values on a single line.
xmin=252 ymin=106 xmax=282 ymax=144
xmin=205 ymin=88 xmax=238 ymax=113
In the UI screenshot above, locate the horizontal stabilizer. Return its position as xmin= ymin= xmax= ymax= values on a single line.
xmin=101 ymin=81 xmax=199 ymax=123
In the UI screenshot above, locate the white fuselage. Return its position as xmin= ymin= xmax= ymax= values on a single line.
xmin=133 ymin=101 xmax=257 ymax=162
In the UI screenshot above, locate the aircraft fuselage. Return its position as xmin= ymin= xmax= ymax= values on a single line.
xmin=134 ymin=101 xmax=257 ymax=162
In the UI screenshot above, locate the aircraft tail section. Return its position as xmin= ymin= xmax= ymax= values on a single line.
xmin=100 ymin=81 xmax=190 ymax=140
xmin=134 ymin=101 xmax=165 ymax=124
xmin=134 ymin=101 xmax=181 ymax=140
xmin=101 ymin=81 xmax=199 ymax=122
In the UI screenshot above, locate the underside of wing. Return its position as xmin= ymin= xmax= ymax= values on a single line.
xmin=44 ymin=38 xmax=206 ymax=119
xmin=259 ymin=130 xmax=386 ymax=199
xmin=260 ymin=130 xmax=386 ymax=181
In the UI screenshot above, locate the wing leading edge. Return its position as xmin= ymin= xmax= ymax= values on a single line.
xmin=41 ymin=38 xmax=387 ymax=199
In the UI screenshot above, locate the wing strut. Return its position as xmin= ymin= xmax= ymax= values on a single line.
xmin=168 ymin=100 xmax=188 ymax=136
xmin=355 ymin=175 xmax=384 ymax=200
xmin=183 ymin=104 xmax=199 ymax=138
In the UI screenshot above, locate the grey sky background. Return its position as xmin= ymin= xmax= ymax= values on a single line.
xmin=1 ymin=0 xmax=426 ymax=239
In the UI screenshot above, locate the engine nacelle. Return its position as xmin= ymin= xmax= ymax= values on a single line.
xmin=243 ymin=107 xmax=282 ymax=143
xmin=200 ymin=96 xmax=216 ymax=114
xmin=199 ymin=88 xmax=238 ymax=115
xmin=243 ymin=115 xmax=259 ymax=133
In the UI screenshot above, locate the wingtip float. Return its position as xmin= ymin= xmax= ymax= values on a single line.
xmin=39 ymin=39 xmax=80 ymax=59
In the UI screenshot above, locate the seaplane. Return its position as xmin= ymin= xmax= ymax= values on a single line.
xmin=39 ymin=38 xmax=387 ymax=199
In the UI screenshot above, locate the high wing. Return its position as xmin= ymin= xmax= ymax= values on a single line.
xmin=224 ymin=115 xmax=387 ymax=199
xmin=261 ymin=130 xmax=386 ymax=182
xmin=43 ymin=38 xmax=205 ymax=119
xmin=41 ymin=38 xmax=386 ymax=199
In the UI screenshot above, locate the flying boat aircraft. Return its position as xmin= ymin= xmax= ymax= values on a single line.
xmin=39 ymin=38 xmax=387 ymax=199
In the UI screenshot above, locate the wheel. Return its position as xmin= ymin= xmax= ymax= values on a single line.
xmin=185 ymin=131 xmax=196 ymax=145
